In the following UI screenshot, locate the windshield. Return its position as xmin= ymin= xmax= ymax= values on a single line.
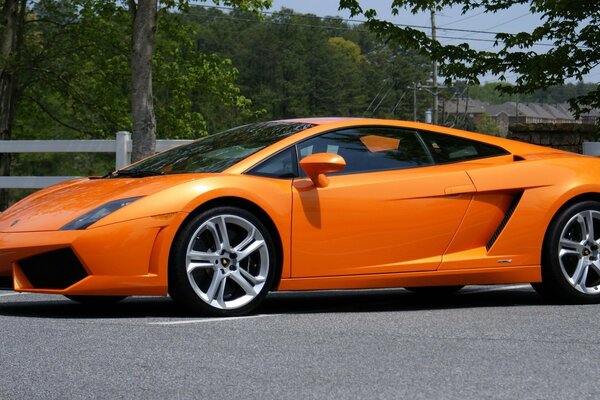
xmin=116 ymin=121 xmax=314 ymax=175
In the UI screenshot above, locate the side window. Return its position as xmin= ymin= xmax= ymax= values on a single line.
xmin=297 ymin=128 xmax=433 ymax=175
xmin=419 ymin=131 xmax=509 ymax=163
xmin=247 ymin=147 xmax=296 ymax=179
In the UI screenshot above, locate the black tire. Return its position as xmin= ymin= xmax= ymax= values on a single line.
xmin=405 ymin=285 xmax=464 ymax=295
xmin=65 ymin=295 xmax=127 ymax=304
xmin=169 ymin=206 xmax=277 ymax=317
xmin=535 ymin=200 xmax=600 ymax=303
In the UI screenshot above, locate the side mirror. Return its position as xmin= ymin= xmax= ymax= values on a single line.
xmin=299 ymin=153 xmax=346 ymax=188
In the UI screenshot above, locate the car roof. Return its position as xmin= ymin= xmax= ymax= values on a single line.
xmin=226 ymin=117 xmax=570 ymax=174
xmin=277 ymin=117 xmax=365 ymax=125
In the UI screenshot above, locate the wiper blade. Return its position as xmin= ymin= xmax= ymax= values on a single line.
xmin=106 ymin=169 xmax=165 ymax=178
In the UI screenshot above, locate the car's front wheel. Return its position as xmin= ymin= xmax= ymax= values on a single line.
xmin=534 ymin=201 xmax=600 ymax=303
xmin=169 ymin=207 xmax=277 ymax=316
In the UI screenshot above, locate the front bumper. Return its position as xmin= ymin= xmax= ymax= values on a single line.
xmin=0 ymin=212 xmax=187 ymax=296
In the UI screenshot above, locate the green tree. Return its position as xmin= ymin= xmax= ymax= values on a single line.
xmin=0 ymin=0 xmax=26 ymax=207
xmin=339 ymin=0 xmax=600 ymax=117
xmin=127 ymin=0 xmax=271 ymax=161
xmin=186 ymin=7 xmax=432 ymax=121
xmin=2 ymin=1 xmax=263 ymax=208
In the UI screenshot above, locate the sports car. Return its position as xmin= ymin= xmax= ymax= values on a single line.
xmin=1 ymin=118 xmax=600 ymax=316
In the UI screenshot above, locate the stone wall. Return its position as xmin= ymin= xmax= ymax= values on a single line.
xmin=508 ymin=123 xmax=599 ymax=154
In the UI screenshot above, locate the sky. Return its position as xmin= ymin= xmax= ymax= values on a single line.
xmin=269 ymin=0 xmax=600 ymax=84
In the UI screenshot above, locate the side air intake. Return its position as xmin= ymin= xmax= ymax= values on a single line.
xmin=18 ymin=248 xmax=88 ymax=289
xmin=486 ymin=192 xmax=523 ymax=251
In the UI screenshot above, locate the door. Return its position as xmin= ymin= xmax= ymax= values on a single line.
xmin=291 ymin=127 xmax=475 ymax=278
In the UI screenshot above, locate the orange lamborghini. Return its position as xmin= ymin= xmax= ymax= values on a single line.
xmin=2 ymin=118 xmax=600 ymax=316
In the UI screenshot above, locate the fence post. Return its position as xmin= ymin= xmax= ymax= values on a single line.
xmin=115 ymin=131 xmax=132 ymax=169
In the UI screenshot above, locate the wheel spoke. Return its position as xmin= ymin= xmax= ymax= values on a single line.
xmin=215 ymin=275 xmax=228 ymax=308
xmin=560 ymin=238 xmax=584 ymax=253
xmin=187 ymin=250 xmax=219 ymax=273
xmin=234 ymin=227 xmax=256 ymax=253
xmin=585 ymin=211 xmax=596 ymax=242
xmin=204 ymin=222 xmax=222 ymax=251
xmin=188 ymin=249 xmax=219 ymax=259
xmin=187 ymin=261 xmax=214 ymax=273
xmin=239 ymin=267 xmax=266 ymax=285
xmin=559 ymin=248 xmax=581 ymax=258
xmin=576 ymin=214 xmax=589 ymax=242
xmin=217 ymin=216 xmax=232 ymax=252
xmin=237 ymin=240 xmax=265 ymax=261
xmin=570 ymin=259 xmax=586 ymax=286
xmin=589 ymin=261 xmax=600 ymax=277
xmin=206 ymin=271 xmax=225 ymax=303
xmin=230 ymin=270 xmax=257 ymax=297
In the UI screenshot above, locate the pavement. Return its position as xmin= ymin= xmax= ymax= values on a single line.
xmin=1 ymin=285 xmax=599 ymax=399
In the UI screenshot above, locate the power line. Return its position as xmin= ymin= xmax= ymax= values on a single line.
xmin=460 ymin=12 xmax=530 ymax=39
xmin=439 ymin=10 xmax=486 ymax=27
xmin=196 ymin=11 xmax=567 ymax=49
xmin=196 ymin=4 xmax=531 ymax=37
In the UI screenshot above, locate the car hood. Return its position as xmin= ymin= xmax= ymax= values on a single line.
xmin=0 ymin=174 xmax=209 ymax=232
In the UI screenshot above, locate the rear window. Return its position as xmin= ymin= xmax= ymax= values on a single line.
xmin=419 ymin=131 xmax=509 ymax=163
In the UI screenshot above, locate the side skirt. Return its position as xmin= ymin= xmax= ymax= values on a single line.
xmin=277 ymin=265 xmax=540 ymax=291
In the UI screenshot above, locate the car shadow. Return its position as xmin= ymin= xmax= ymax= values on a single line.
xmin=0 ymin=286 xmax=553 ymax=320
xmin=259 ymin=286 xmax=548 ymax=315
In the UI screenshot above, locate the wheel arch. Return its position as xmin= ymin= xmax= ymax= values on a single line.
xmin=545 ymin=192 xmax=600 ymax=241
xmin=168 ymin=196 xmax=284 ymax=291
xmin=535 ymin=193 xmax=600 ymax=302
xmin=542 ymin=192 xmax=600 ymax=265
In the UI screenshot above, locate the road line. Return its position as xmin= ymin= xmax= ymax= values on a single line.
xmin=464 ymin=284 xmax=531 ymax=294
xmin=148 ymin=314 xmax=275 ymax=325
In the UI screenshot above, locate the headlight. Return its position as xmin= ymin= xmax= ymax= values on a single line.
xmin=61 ymin=197 xmax=143 ymax=230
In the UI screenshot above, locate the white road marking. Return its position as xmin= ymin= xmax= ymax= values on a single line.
xmin=464 ymin=284 xmax=531 ymax=294
xmin=0 ymin=292 xmax=25 ymax=297
xmin=148 ymin=314 xmax=275 ymax=325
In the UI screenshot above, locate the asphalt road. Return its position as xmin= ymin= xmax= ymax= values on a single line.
xmin=1 ymin=285 xmax=599 ymax=399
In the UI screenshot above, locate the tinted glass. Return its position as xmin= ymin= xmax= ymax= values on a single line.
xmin=297 ymin=127 xmax=433 ymax=175
xmin=247 ymin=147 xmax=296 ymax=179
xmin=419 ymin=131 xmax=509 ymax=163
xmin=118 ymin=122 xmax=313 ymax=174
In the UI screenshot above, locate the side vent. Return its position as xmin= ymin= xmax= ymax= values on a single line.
xmin=486 ymin=192 xmax=523 ymax=251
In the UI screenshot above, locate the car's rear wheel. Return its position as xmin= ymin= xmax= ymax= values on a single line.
xmin=65 ymin=295 xmax=127 ymax=304
xmin=169 ymin=207 xmax=276 ymax=316
xmin=535 ymin=201 xmax=600 ymax=303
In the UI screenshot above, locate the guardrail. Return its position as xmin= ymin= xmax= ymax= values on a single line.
xmin=0 ymin=131 xmax=193 ymax=189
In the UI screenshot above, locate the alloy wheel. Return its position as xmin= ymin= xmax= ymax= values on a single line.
xmin=558 ymin=210 xmax=600 ymax=294
xmin=185 ymin=214 xmax=270 ymax=310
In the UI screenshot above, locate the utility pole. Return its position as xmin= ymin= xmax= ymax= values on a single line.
xmin=431 ymin=10 xmax=439 ymax=125
xmin=413 ymin=82 xmax=417 ymax=121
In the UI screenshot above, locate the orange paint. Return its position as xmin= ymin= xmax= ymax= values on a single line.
xmin=1 ymin=118 xmax=600 ymax=298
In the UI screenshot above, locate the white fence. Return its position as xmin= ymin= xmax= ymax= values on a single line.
xmin=0 ymin=131 xmax=193 ymax=189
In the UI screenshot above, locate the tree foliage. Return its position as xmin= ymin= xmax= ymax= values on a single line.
xmin=188 ymin=7 xmax=432 ymax=121
xmin=1 ymin=1 xmax=267 ymax=207
xmin=468 ymin=81 xmax=596 ymax=105
xmin=10 ymin=0 xmax=260 ymax=140
xmin=338 ymin=0 xmax=600 ymax=116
